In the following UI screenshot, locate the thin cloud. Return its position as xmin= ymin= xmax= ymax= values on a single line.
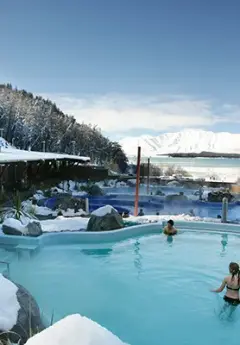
xmin=41 ymin=93 xmax=240 ymax=135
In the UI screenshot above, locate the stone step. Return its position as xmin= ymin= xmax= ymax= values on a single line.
xmin=15 ymin=244 xmax=38 ymax=251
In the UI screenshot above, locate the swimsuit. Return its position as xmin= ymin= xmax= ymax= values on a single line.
xmin=224 ymin=285 xmax=240 ymax=306
xmin=223 ymin=295 xmax=240 ymax=306
xmin=226 ymin=285 xmax=239 ymax=291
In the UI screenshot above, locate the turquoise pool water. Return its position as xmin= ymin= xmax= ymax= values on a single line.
xmin=9 ymin=230 xmax=240 ymax=345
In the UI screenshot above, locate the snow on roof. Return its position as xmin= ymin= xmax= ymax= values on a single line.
xmin=25 ymin=314 xmax=129 ymax=345
xmin=0 ymin=138 xmax=90 ymax=163
xmin=92 ymin=205 xmax=117 ymax=217
xmin=0 ymin=274 xmax=20 ymax=331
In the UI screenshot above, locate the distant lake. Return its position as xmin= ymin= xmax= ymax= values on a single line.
xmin=128 ymin=156 xmax=240 ymax=181
xmin=133 ymin=156 xmax=240 ymax=168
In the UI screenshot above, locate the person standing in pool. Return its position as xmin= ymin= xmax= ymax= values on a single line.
xmin=164 ymin=220 xmax=177 ymax=236
xmin=138 ymin=209 xmax=144 ymax=216
xmin=211 ymin=262 xmax=240 ymax=306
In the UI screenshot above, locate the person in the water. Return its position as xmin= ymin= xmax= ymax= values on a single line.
xmin=164 ymin=220 xmax=177 ymax=236
xmin=138 ymin=209 xmax=144 ymax=216
xmin=212 ymin=262 xmax=240 ymax=306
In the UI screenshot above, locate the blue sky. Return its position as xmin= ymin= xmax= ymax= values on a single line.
xmin=1 ymin=0 xmax=240 ymax=138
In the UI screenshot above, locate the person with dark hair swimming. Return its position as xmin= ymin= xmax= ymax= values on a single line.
xmin=164 ymin=220 xmax=177 ymax=236
xmin=212 ymin=262 xmax=240 ymax=306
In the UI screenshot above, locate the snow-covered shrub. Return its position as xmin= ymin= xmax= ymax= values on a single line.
xmin=0 ymin=192 xmax=37 ymax=223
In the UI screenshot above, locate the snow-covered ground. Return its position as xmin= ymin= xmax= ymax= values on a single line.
xmin=41 ymin=216 xmax=89 ymax=232
xmin=120 ymin=129 xmax=240 ymax=156
xmin=40 ymin=213 xmax=220 ymax=233
xmin=0 ymin=274 xmax=20 ymax=331
xmin=1 ymin=212 xmax=220 ymax=235
xmin=25 ymin=314 xmax=128 ymax=345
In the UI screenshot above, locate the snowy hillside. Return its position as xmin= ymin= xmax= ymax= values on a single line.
xmin=119 ymin=129 xmax=240 ymax=156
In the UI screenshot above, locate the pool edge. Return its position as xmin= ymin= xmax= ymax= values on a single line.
xmin=0 ymin=220 xmax=240 ymax=250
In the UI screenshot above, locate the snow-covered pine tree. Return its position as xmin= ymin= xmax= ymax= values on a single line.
xmin=0 ymin=85 xmax=128 ymax=172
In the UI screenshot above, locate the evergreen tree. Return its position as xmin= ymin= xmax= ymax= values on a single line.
xmin=0 ymin=84 xmax=128 ymax=171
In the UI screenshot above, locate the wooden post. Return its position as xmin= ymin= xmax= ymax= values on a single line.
xmin=147 ymin=157 xmax=150 ymax=195
xmin=134 ymin=146 xmax=141 ymax=216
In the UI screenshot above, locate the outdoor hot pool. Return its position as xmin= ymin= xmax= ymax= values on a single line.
xmin=9 ymin=229 xmax=240 ymax=345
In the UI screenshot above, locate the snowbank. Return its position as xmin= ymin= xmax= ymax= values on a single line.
xmin=92 ymin=205 xmax=117 ymax=217
xmin=25 ymin=314 xmax=129 ymax=345
xmin=41 ymin=216 xmax=89 ymax=233
xmin=0 ymin=274 xmax=20 ymax=331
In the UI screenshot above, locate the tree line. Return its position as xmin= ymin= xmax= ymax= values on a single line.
xmin=0 ymin=84 xmax=128 ymax=172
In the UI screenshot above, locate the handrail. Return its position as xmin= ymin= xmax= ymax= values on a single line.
xmin=0 ymin=260 xmax=10 ymax=277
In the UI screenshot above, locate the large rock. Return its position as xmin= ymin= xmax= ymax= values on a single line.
xmin=0 ymin=280 xmax=45 ymax=345
xmin=87 ymin=205 xmax=124 ymax=232
xmin=165 ymin=193 xmax=188 ymax=202
xmin=26 ymin=221 xmax=43 ymax=237
xmin=86 ymin=184 xmax=104 ymax=196
xmin=2 ymin=218 xmax=43 ymax=237
xmin=2 ymin=224 xmax=23 ymax=236
xmin=2 ymin=218 xmax=26 ymax=236
xmin=155 ymin=189 xmax=165 ymax=196
xmin=167 ymin=180 xmax=181 ymax=186
xmin=11 ymin=283 xmax=45 ymax=344
xmin=208 ymin=190 xmax=233 ymax=202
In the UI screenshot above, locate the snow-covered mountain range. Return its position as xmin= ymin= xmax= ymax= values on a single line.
xmin=119 ymin=129 xmax=240 ymax=156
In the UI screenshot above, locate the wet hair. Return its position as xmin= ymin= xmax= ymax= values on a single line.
xmin=167 ymin=219 xmax=174 ymax=226
xmin=229 ymin=262 xmax=240 ymax=284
